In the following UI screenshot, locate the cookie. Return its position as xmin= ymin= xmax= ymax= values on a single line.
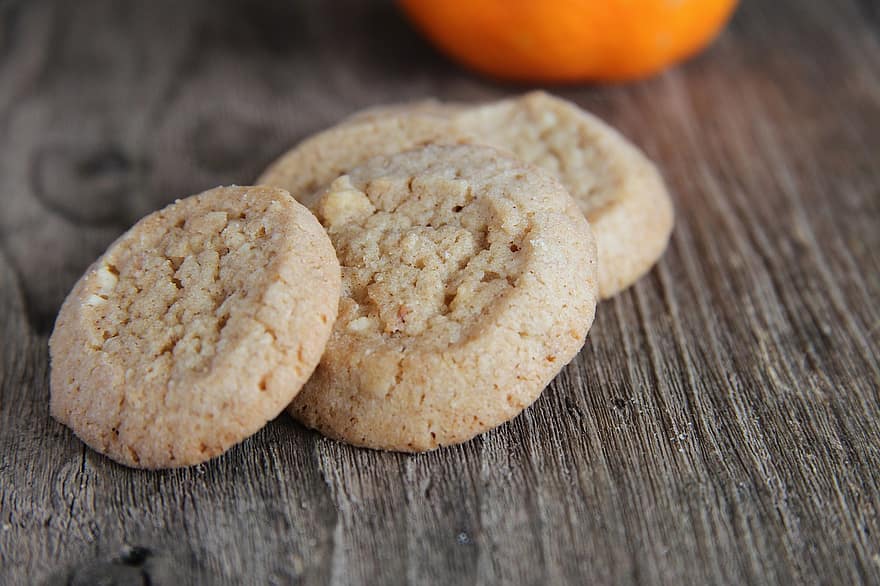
xmin=257 ymin=114 xmax=471 ymax=208
xmin=49 ymin=186 xmax=341 ymax=468
xmin=290 ymin=144 xmax=598 ymax=451
xmin=349 ymin=92 xmax=674 ymax=298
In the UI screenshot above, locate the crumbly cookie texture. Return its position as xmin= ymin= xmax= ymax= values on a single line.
xmin=455 ymin=92 xmax=673 ymax=298
xmin=257 ymin=114 xmax=472 ymax=208
xmin=290 ymin=144 xmax=598 ymax=452
xmin=49 ymin=186 xmax=341 ymax=469
xmin=349 ymin=91 xmax=674 ymax=299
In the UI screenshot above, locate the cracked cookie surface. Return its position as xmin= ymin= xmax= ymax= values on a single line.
xmin=49 ymin=186 xmax=341 ymax=468
xmin=349 ymin=91 xmax=674 ymax=298
xmin=290 ymin=144 xmax=598 ymax=451
xmin=454 ymin=92 xmax=673 ymax=298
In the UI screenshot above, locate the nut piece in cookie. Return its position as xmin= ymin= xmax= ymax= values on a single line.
xmin=290 ymin=144 xmax=598 ymax=452
xmin=49 ymin=186 xmax=341 ymax=469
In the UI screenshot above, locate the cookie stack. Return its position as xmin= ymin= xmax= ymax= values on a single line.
xmin=49 ymin=92 xmax=673 ymax=468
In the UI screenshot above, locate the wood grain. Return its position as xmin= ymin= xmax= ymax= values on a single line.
xmin=1 ymin=0 xmax=878 ymax=584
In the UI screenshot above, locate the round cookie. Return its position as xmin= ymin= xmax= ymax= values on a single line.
xmin=348 ymin=92 xmax=674 ymax=299
xmin=257 ymin=114 xmax=472 ymax=208
xmin=49 ymin=186 xmax=341 ymax=468
xmin=290 ymin=144 xmax=598 ymax=451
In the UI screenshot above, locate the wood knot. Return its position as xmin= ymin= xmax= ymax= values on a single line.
xmin=31 ymin=143 xmax=136 ymax=226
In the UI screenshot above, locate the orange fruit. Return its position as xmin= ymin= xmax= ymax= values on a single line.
xmin=398 ymin=0 xmax=739 ymax=83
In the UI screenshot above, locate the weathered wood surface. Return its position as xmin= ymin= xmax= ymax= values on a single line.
xmin=1 ymin=0 xmax=879 ymax=584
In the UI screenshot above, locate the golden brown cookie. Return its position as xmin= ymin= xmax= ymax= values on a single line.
xmin=290 ymin=144 xmax=598 ymax=451
xmin=49 ymin=186 xmax=341 ymax=468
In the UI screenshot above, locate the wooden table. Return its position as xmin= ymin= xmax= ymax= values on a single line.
xmin=2 ymin=0 xmax=878 ymax=584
